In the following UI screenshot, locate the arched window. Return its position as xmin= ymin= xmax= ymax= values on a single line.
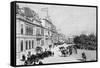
xmin=21 ymin=40 xmax=23 ymax=51
xmin=29 ymin=40 xmax=31 ymax=49
xmin=25 ymin=26 xmax=33 ymax=35
xmin=26 ymin=41 xmax=28 ymax=50
xmin=21 ymin=24 xmax=23 ymax=34
xmin=32 ymin=40 xmax=34 ymax=48
xmin=41 ymin=40 xmax=44 ymax=46
xmin=36 ymin=28 xmax=40 ymax=36
xmin=41 ymin=28 xmax=44 ymax=36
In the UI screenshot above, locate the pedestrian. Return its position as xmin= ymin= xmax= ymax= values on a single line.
xmin=21 ymin=54 xmax=26 ymax=61
xmin=27 ymin=51 xmax=31 ymax=60
xmin=73 ymin=46 xmax=77 ymax=54
xmin=82 ymin=52 xmax=86 ymax=61
xmin=39 ymin=61 xmax=43 ymax=65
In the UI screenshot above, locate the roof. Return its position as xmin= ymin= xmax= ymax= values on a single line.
xmin=16 ymin=14 xmax=42 ymax=26
xmin=43 ymin=18 xmax=53 ymax=25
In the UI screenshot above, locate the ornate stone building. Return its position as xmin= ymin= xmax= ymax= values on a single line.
xmin=16 ymin=7 xmax=45 ymax=62
xmin=16 ymin=5 xmax=59 ymax=64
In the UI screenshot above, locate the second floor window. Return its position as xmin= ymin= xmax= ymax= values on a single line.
xmin=25 ymin=26 xmax=33 ymax=35
xmin=36 ymin=28 xmax=40 ymax=36
xmin=41 ymin=40 xmax=44 ymax=46
xmin=21 ymin=24 xmax=23 ymax=34
xmin=41 ymin=28 xmax=44 ymax=36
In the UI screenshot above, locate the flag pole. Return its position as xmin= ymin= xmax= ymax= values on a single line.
xmin=41 ymin=7 xmax=49 ymax=18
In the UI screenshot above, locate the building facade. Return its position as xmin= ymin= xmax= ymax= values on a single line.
xmin=16 ymin=5 xmax=59 ymax=64
xmin=16 ymin=7 xmax=45 ymax=62
xmin=41 ymin=18 xmax=59 ymax=49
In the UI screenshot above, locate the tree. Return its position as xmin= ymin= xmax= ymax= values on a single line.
xmin=73 ymin=36 xmax=81 ymax=44
xmin=88 ymin=34 xmax=96 ymax=42
xmin=88 ymin=34 xmax=97 ymax=49
xmin=73 ymin=33 xmax=97 ymax=50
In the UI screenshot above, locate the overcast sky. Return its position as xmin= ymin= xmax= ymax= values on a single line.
xmin=18 ymin=3 xmax=96 ymax=37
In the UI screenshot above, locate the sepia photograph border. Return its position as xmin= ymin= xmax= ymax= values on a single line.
xmin=10 ymin=1 xmax=98 ymax=67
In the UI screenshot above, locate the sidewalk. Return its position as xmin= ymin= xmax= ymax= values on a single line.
xmin=41 ymin=54 xmax=80 ymax=64
xmin=41 ymin=49 xmax=96 ymax=64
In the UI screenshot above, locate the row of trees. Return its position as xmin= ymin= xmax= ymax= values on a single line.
xmin=73 ymin=34 xmax=97 ymax=50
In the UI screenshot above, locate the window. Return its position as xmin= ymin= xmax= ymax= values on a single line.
xmin=28 ymin=27 xmax=33 ymax=35
xmin=41 ymin=28 xmax=44 ymax=36
xmin=21 ymin=40 xmax=23 ymax=51
xmin=29 ymin=40 xmax=31 ymax=49
xmin=36 ymin=28 xmax=40 ymax=36
xmin=25 ymin=41 xmax=28 ymax=50
xmin=48 ymin=31 xmax=49 ymax=35
xmin=37 ymin=40 xmax=40 ymax=45
xmin=21 ymin=24 xmax=23 ymax=34
xmin=25 ymin=26 xmax=33 ymax=35
xmin=32 ymin=40 xmax=34 ymax=48
xmin=26 ymin=26 xmax=28 ymax=35
xmin=41 ymin=40 xmax=44 ymax=46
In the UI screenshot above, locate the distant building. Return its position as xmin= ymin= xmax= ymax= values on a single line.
xmin=66 ymin=37 xmax=74 ymax=44
xmin=57 ymin=33 xmax=66 ymax=43
xmin=41 ymin=18 xmax=58 ymax=48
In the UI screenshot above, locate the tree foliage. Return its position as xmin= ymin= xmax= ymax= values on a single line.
xmin=73 ymin=34 xmax=97 ymax=50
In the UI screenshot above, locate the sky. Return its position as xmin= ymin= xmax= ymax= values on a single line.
xmin=17 ymin=3 xmax=96 ymax=37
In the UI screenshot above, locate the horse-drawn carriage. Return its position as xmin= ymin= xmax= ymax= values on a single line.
xmin=21 ymin=50 xmax=54 ymax=65
xmin=57 ymin=43 xmax=77 ymax=57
